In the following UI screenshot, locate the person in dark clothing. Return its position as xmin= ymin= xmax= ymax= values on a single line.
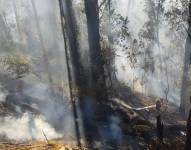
xmin=155 ymin=99 xmax=164 ymax=143
xmin=156 ymin=115 xmax=164 ymax=143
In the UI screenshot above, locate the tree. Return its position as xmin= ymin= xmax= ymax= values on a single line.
xmin=100 ymin=0 xmax=119 ymax=94
xmin=180 ymin=0 xmax=191 ymax=115
xmin=84 ymin=0 xmax=108 ymax=103
xmin=59 ymin=0 xmax=87 ymax=147
xmin=80 ymin=0 xmax=112 ymax=146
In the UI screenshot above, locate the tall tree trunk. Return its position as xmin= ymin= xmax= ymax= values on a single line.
xmin=58 ymin=0 xmax=82 ymax=147
xmin=102 ymin=0 xmax=114 ymax=92
xmin=59 ymin=0 xmax=99 ymax=147
xmin=60 ymin=0 xmax=88 ymax=93
xmin=84 ymin=0 xmax=108 ymax=105
xmin=59 ymin=0 xmax=111 ymax=147
xmin=180 ymin=1 xmax=191 ymax=116
xmin=83 ymin=0 xmax=113 ymax=147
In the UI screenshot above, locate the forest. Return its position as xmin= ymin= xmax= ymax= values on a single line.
xmin=0 ymin=0 xmax=190 ymax=149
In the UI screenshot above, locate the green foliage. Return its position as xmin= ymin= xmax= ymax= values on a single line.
xmin=111 ymin=12 xmax=130 ymax=47
xmin=111 ymin=12 xmax=142 ymax=68
xmin=164 ymin=0 xmax=189 ymax=31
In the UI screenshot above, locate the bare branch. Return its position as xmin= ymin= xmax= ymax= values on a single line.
xmin=99 ymin=0 xmax=107 ymax=9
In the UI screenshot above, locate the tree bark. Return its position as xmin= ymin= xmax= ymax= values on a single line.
xmin=59 ymin=0 xmax=100 ymax=147
xmin=185 ymin=109 xmax=191 ymax=150
xmin=83 ymin=0 xmax=113 ymax=147
xmin=180 ymin=1 xmax=191 ymax=116
xmin=84 ymin=0 xmax=108 ymax=104
xmin=60 ymin=0 xmax=88 ymax=92
xmin=58 ymin=0 xmax=82 ymax=147
xmin=60 ymin=0 xmax=111 ymax=147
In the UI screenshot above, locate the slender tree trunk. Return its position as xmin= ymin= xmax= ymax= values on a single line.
xmin=58 ymin=0 xmax=81 ymax=147
xmin=107 ymin=0 xmax=114 ymax=91
xmin=180 ymin=1 xmax=191 ymax=116
xmin=60 ymin=0 xmax=88 ymax=93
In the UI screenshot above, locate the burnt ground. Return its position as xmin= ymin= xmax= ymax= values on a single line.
xmin=106 ymin=85 xmax=187 ymax=150
xmin=0 ymin=84 xmax=188 ymax=150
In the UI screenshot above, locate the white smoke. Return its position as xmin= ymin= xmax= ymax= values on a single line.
xmin=109 ymin=116 xmax=122 ymax=142
xmin=0 ymin=113 xmax=62 ymax=140
xmin=0 ymin=0 xmax=76 ymax=142
xmin=115 ymin=0 xmax=187 ymax=105
xmin=0 ymin=81 xmax=76 ymax=141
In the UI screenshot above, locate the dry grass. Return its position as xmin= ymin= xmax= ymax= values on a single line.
xmin=0 ymin=140 xmax=85 ymax=150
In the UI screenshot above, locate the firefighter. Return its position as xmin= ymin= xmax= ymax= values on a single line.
xmin=156 ymin=98 xmax=162 ymax=113
xmin=155 ymin=98 xmax=164 ymax=143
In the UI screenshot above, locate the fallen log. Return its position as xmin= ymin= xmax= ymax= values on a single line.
xmin=113 ymin=97 xmax=156 ymax=111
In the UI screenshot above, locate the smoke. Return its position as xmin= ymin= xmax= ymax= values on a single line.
xmin=109 ymin=116 xmax=122 ymax=142
xmin=0 ymin=0 xmax=76 ymax=142
xmin=0 ymin=0 xmax=188 ymax=144
xmin=115 ymin=0 xmax=187 ymax=105
xmin=0 ymin=85 xmax=7 ymax=102
xmin=0 ymin=81 xmax=76 ymax=141
xmin=0 ymin=113 xmax=62 ymax=140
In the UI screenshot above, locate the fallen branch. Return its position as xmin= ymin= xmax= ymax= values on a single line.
xmin=113 ymin=97 xmax=156 ymax=111
xmin=42 ymin=130 xmax=49 ymax=144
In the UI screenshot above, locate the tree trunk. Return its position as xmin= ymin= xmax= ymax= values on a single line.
xmin=58 ymin=0 xmax=82 ymax=147
xmin=84 ymin=0 xmax=108 ymax=105
xmin=83 ymin=0 xmax=113 ymax=147
xmin=59 ymin=0 xmax=100 ymax=147
xmin=185 ymin=109 xmax=191 ymax=150
xmin=60 ymin=0 xmax=88 ymax=92
xmin=180 ymin=1 xmax=191 ymax=116
xmin=60 ymin=0 xmax=111 ymax=147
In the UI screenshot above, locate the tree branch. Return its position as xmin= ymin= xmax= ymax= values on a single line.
xmin=99 ymin=0 xmax=107 ymax=9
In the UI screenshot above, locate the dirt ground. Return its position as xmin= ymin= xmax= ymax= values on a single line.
xmin=0 ymin=85 xmax=188 ymax=150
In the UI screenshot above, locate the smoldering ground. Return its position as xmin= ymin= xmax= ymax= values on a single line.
xmin=0 ymin=78 xmax=76 ymax=141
